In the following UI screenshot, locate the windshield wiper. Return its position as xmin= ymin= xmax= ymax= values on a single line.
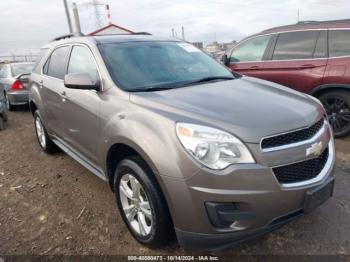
xmin=130 ymin=85 xmax=179 ymax=92
xmin=129 ymin=76 xmax=235 ymax=92
xmin=182 ymin=76 xmax=235 ymax=86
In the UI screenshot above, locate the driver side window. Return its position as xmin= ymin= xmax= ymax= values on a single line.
xmin=230 ymin=35 xmax=271 ymax=63
xmin=68 ymin=45 xmax=99 ymax=83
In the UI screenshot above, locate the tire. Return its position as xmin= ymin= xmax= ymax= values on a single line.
xmin=114 ymin=156 xmax=173 ymax=248
xmin=318 ymin=90 xmax=350 ymax=137
xmin=2 ymin=110 xmax=8 ymax=122
xmin=34 ymin=110 xmax=59 ymax=154
xmin=5 ymin=93 xmax=16 ymax=111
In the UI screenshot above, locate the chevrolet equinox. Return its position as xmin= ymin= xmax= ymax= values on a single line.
xmin=29 ymin=33 xmax=335 ymax=250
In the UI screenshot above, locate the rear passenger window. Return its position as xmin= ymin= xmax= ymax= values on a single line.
xmin=329 ymin=30 xmax=350 ymax=57
xmin=272 ymin=31 xmax=319 ymax=60
xmin=46 ymin=46 xmax=71 ymax=79
xmin=67 ymin=46 xmax=99 ymax=83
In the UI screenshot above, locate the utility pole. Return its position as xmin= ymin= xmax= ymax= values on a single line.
xmin=63 ymin=0 xmax=73 ymax=33
xmin=297 ymin=8 xmax=300 ymax=22
xmin=181 ymin=26 xmax=185 ymax=40
xmin=171 ymin=28 xmax=175 ymax=37
xmin=80 ymin=0 xmax=108 ymax=29
xmin=106 ymin=4 xmax=112 ymax=25
xmin=72 ymin=2 xmax=82 ymax=33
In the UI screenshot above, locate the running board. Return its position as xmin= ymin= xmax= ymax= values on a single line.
xmin=51 ymin=137 xmax=107 ymax=182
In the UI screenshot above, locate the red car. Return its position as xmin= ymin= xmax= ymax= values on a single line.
xmin=222 ymin=19 xmax=350 ymax=137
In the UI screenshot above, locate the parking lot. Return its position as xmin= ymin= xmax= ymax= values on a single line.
xmin=0 ymin=109 xmax=350 ymax=256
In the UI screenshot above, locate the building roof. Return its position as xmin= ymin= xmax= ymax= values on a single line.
xmin=88 ymin=23 xmax=134 ymax=36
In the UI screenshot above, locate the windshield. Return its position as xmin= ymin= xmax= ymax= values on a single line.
xmin=99 ymin=41 xmax=233 ymax=91
xmin=11 ymin=63 xmax=34 ymax=77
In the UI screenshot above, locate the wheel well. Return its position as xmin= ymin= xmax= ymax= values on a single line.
xmin=29 ymin=101 xmax=37 ymax=116
xmin=107 ymin=143 xmax=147 ymax=191
xmin=312 ymin=86 xmax=350 ymax=98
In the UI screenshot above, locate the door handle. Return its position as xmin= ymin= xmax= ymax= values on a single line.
xmin=301 ymin=64 xmax=316 ymax=69
xmin=249 ymin=66 xmax=260 ymax=70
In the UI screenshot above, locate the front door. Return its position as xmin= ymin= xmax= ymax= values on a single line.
xmin=228 ymin=34 xmax=273 ymax=78
xmin=61 ymin=45 xmax=101 ymax=165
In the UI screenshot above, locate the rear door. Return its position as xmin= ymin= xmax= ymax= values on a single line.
xmin=323 ymin=29 xmax=350 ymax=86
xmin=261 ymin=30 xmax=328 ymax=93
xmin=41 ymin=45 xmax=71 ymax=136
xmin=60 ymin=44 xmax=101 ymax=164
xmin=227 ymin=34 xmax=272 ymax=77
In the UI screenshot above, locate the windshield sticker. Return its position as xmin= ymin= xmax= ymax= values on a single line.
xmin=177 ymin=43 xmax=201 ymax=52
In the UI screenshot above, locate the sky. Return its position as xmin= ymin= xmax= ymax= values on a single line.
xmin=0 ymin=0 xmax=349 ymax=55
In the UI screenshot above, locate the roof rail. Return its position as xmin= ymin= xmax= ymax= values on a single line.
xmin=52 ymin=32 xmax=84 ymax=42
xmin=296 ymin=18 xmax=350 ymax=25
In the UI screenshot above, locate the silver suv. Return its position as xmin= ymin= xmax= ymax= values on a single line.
xmin=29 ymin=34 xmax=335 ymax=250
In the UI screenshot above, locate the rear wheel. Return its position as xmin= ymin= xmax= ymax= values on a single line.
xmin=34 ymin=110 xmax=59 ymax=154
xmin=2 ymin=110 xmax=8 ymax=122
xmin=319 ymin=90 xmax=350 ymax=137
xmin=114 ymin=157 xmax=173 ymax=248
xmin=4 ymin=93 xmax=15 ymax=111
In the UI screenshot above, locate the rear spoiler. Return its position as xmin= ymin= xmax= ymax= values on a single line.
xmin=15 ymin=73 xmax=31 ymax=80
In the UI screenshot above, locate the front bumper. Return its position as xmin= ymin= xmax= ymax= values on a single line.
xmin=7 ymin=90 xmax=29 ymax=105
xmin=159 ymin=123 xmax=335 ymax=250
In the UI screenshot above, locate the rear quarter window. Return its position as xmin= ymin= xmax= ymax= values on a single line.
xmin=32 ymin=48 xmax=49 ymax=74
xmin=272 ymin=31 xmax=320 ymax=60
xmin=329 ymin=30 xmax=350 ymax=57
xmin=45 ymin=46 xmax=71 ymax=79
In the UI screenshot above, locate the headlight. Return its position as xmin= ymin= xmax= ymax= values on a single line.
xmin=176 ymin=123 xmax=255 ymax=170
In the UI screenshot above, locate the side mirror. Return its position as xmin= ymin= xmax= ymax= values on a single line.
xmin=64 ymin=73 xmax=100 ymax=91
xmin=221 ymin=54 xmax=229 ymax=66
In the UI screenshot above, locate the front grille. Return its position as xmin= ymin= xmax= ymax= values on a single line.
xmin=272 ymin=147 xmax=329 ymax=184
xmin=261 ymin=118 xmax=324 ymax=149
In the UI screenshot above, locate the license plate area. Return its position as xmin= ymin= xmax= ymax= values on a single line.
xmin=303 ymin=177 xmax=334 ymax=213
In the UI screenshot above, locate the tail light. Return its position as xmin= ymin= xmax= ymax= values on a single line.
xmin=11 ymin=80 xmax=24 ymax=90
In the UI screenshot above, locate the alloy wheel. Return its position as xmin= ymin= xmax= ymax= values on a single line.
xmin=119 ymin=174 xmax=153 ymax=236
xmin=321 ymin=95 xmax=350 ymax=135
xmin=35 ymin=117 xmax=47 ymax=149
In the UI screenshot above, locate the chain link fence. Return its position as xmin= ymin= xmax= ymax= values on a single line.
xmin=0 ymin=54 xmax=38 ymax=63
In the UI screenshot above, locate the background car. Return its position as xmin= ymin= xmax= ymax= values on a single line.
xmin=0 ymin=62 xmax=34 ymax=111
xmin=0 ymin=97 xmax=8 ymax=130
xmin=222 ymin=19 xmax=350 ymax=137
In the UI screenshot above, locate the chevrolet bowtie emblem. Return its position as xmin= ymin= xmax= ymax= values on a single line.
xmin=306 ymin=141 xmax=323 ymax=157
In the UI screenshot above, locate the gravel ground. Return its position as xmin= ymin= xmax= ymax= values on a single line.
xmin=0 ymin=109 xmax=349 ymax=256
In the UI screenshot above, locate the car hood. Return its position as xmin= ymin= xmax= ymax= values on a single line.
xmin=130 ymin=76 xmax=324 ymax=143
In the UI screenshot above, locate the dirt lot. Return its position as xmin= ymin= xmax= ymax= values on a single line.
xmin=0 ymin=109 xmax=350 ymax=256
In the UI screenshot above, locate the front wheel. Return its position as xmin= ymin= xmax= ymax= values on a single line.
xmin=318 ymin=90 xmax=350 ymax=137
xmin=114 ymin=157 xmax=173 ymax=248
